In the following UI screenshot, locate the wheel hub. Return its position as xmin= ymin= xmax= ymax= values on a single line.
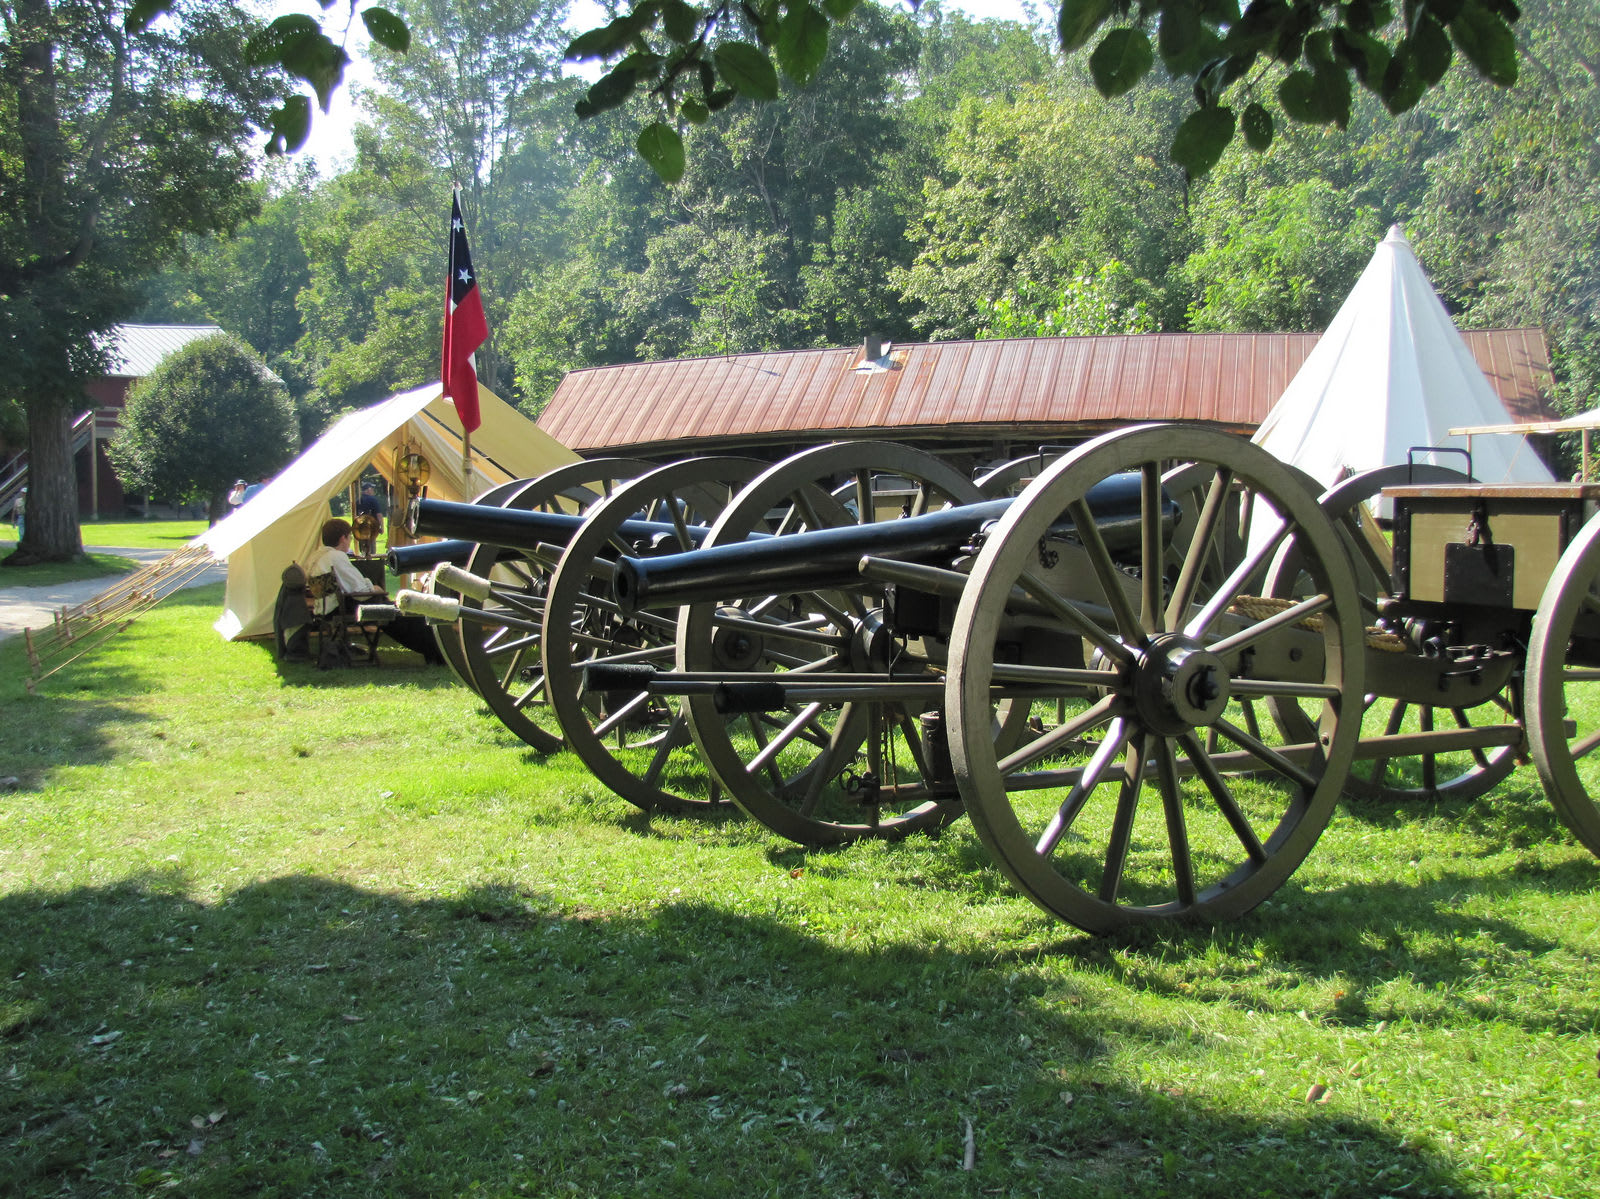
xmin=710 ymin=606 xmax=765 ymax=670
xmin=1132 ymin=633 xmax=1230 ymax=735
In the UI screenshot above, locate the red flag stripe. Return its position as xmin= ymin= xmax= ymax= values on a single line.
xmin=443 ymin=192 xmax=488 ymax=434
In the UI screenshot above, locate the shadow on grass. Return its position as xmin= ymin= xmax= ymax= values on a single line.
xmin=0 ymin=874 xmax=1471 ymax=1198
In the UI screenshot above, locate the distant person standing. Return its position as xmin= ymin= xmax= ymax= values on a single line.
xmin=241 ymin=476 xmax=269 ymax=503
xmin=12 ymin=487 xmax=23 ymax=541
xmin=228 ymin=479 xmax=247 ymax=508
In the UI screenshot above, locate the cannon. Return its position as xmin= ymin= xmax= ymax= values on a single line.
xmin=412 ymin=440 xmax=1170 ymax=832
xmin=398 ymin=426 xmax=1600 ymax=936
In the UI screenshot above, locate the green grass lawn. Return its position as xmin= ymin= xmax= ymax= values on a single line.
xmin=2 ymin=520 xmax=203 ymax=587
xmin=1 ymin=587 xmax=1596 ymax=1197
xmin=77 ymin=518 xmax=209 ymax=548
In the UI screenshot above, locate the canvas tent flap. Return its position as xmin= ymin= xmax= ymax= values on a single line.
xmin=195 ymin=382 xmax=577 ymax=641
xmin=1252 ymin=226 xmax=1554 ymax=489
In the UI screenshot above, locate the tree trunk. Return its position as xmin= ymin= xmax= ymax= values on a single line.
xmin=1 ymin=400 xmax=82 ymax=566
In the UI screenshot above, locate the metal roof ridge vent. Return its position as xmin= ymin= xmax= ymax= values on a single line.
xmin=854 ymin=334 xmax=901 ymax=374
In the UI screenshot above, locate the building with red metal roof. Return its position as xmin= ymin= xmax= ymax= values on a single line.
xmin=537 ymin=330 xmax=1553 ymax=471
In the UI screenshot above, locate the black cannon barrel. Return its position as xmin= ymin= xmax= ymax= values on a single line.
xmin=409 ymin=497 xmax=722 ymax=553
xmin=385 ymin=539 xmax=476 ymax=574
xmin=614 ymin=472 xmax=1170 ymax=613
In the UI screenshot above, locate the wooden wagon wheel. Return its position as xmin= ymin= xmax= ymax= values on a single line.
xmin=946 ymin=425 xmax=1364 ymax=933
xmin=457 ymin=459 xmax=652 ymax=753
xmin=676 ymin=441 xmax=987 ymax=845
xmin=974 ymin=452 xmax=1060 ymax=499
xmin=1526 ymin=512 xmax=1600 ymax=857
xmin=1264 ymin=464 xmax=1522 ymax=802
xmin=424 ymin=478 xmax=526 ymax=691
xmin=541 ymin=457 xmax=767 ymax=813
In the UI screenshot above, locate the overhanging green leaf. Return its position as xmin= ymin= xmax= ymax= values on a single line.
xmin=1451 ymin=0 xmax=1518 ymax=86
xmin=714 ymin=41 xmax=780 ymax=101
xmin=264 ymin=96 xmax=312 ymax=157
xmin=776 ymin=3 xmax=830 ymax=86
xmin=1241 ymin=101 xmax=1273 ymax=150
xmin=574 ymin=67 xmax=638 ymax=118
xmin=1089 ymin=28 xmax=1154 ymax=98
xmin=1277 ymin=69 xmax=1321 ymax=121
xmin=637 ymin=123 xmax=686 ymax=183
xmin=660 ymin=0 xmax=700 ymax=44
xmin=1411 ymin=15 xmax=1453 ymax=86
xmin=361 ymin=7 xmax=410 ymax=55
xmin=566 ymin=15 xmax=647 ymax=62
xmin=1170 ymin=105 xmax=1236 ymax=175
xmin=1058 ymin=0 xmax=1116 ymax=53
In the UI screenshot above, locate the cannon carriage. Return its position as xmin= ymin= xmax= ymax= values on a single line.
xmin=395 ymin=424 xmax=1600 ymax=934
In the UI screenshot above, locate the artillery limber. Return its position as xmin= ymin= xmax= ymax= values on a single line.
xmin=395 ymin=425 xmax=1600 ymax=935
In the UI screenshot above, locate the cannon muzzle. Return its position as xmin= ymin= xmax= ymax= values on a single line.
xmin=385 ymin=539 xmax=476 ymax=575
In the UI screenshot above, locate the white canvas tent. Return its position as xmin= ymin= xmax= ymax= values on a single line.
xmin=1252 ymin=226 xmax=1554 ymax=490
xmin=196 ymin=381 xmax=577 ymax=640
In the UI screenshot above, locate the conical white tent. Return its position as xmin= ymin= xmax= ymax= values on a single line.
xmin=1252 ymin=226 xmax=1553 ymax=490
xmin=196 ymin=381 xmax=577 ymax=640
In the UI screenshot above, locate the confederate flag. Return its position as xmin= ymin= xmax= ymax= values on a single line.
xmin=442 ymin=191 xmax=488 ymax=433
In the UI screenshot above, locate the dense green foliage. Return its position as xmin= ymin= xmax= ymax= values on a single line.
xmin=128 ymin=0 xmax=1597 ymax=433
xmin=560 ymin=0 xmax=1522 ymax=182
xmin=106 ymin=334 xmax=297 ymax=521
xmin=0 ymin=0 xmax=280 ymax=563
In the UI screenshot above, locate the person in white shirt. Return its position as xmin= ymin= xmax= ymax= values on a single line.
xmin=307 ymin=518 xmax=383 ymax=612
xmin=304 ymin=517 xmax=442 ymax=662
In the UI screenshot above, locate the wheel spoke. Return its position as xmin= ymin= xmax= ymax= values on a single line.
xmin=592 ymin=689 xmax=652 ymax=738
xmin=1153 ymin=737 xmax=1196 ymax=908
xmin=1067 ymin=496 xmax=1145 ymax=646
xmin=796 ymin=704 xmax=859 ymax=816
xmin=1177 ymin=731 xmax=1268 ymax=865
xmin=1185 ymin=515 xmax=1295 ymax=640
xmin=510 ymin=673 xmax=546 ymax=711
xmin=641 ymin=711 xmax=690 ymax=787
xmin=1569 ymin=723 xmax=1600 ymax=763
xmin=1015 ymin=568 xmax=1136 ymax=669
xmin=1141 ymin=462 xmax=1163 ymax=636
xmin=1420 ymin=706 xmax=1436 ymax=792
xmin=1166 ymin=466 xmax=1233 ymax=629
xmin=746 ymin=702 xmax=828 ymax=776
xmin=1209 ymin=716 xmax=1319 ymax=792
xmin=1036 ymin=716 xmax=1130 ymax=856
xmin=1097 ymin=731 xmax=1147 ymax=903
xmin=1001 ymin=693 xmax=1119 ymax=774
xmin=1206 ymin=593 xmax=1335 ymax=658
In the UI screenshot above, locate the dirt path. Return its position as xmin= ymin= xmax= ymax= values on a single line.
xmin=0 ymin=548 xmax=226 ymax=642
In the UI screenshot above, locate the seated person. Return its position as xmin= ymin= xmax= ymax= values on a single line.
xmin=307 ymin=517 xmax=443 ymax=663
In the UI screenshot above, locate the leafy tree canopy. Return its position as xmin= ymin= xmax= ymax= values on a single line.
xmin=556 ymin=0 xmax=1523 ymax=180
xmin=1 ymin=0 xmax=285 ymax=563
xmin=106 ymin=333 xmax=298 ymax=521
